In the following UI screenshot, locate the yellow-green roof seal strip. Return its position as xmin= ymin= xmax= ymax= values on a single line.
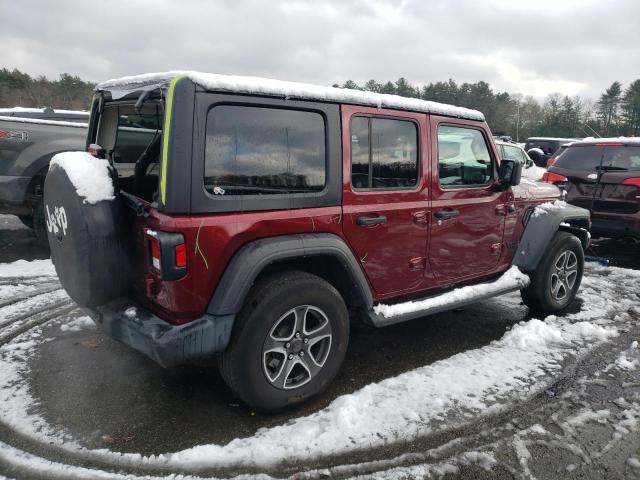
xmin=160 ymin=75 xmax=184 ymax=205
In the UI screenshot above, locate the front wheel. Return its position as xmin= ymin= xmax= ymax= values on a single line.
xmin=521 ymin=231 xmax=584 ymax=314
xmin=218 ymin=271 xmax=349 ymax=412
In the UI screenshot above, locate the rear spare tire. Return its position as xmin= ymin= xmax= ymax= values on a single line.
xmin=44 ymin=153 xmax=132 ymax=307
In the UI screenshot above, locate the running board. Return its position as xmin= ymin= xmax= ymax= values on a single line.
xmin=367 ymin=266 xmax=530 ymax=327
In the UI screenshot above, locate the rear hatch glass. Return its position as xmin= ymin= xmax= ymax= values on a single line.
xmin=553 ymin=145 xmax=640 ymax=214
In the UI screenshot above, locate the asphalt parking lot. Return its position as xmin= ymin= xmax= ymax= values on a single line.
xmin=0 ymin=214 xmax=639 ymax=479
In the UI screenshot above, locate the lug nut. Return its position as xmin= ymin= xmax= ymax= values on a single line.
xmin=288 ymin=354 xmax=293 ymax=360
xmin=299 ymin=351 xmax=305 ymax=357
xmin=285 ymin=342 xmax=291 ymax=348
xmin=303 ymin=338 xmax=309 ymax=344
xmin=295 ymin=332 xmax=301 ymax=338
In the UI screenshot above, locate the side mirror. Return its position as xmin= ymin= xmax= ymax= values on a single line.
xmin=497 ymin=159 xmax=522 ymax=189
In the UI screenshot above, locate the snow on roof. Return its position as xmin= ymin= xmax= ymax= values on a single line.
xmin=0 ymin=107 xmax=89 ymax=115
xmin=97 ymin=71 xmax=485 ymax=121
xmin=526 ymin=137 xmax=581 ymax=142
xmin=0 ymin=115 xmax=87 ymax=128
xmin=572 ymin=136 xmax=640 ymax=146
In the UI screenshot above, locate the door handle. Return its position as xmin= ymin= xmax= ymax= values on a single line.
xmin=434 ymin=209 xmax=460 ymax=220
xmin=356 ymin=215 xmax=387 ymax=226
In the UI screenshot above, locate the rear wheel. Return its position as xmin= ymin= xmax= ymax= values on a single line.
xmin=521 ymin=231 xmax=584 ymax=314
xmin=218 ymin=271 xmax=349 ymax=412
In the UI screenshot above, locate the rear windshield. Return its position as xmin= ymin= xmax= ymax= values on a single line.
xmin=204 ymin=105 xmax=326 ymax=195
xmin=554 ymin=145 xmax=640 ymax=171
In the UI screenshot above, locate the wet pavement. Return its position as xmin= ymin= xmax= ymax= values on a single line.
xmin=0 ymin=214 xmax=639 ymax=479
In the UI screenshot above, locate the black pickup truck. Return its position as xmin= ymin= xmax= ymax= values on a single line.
xmin=0 ymin=107 xmax=88 ymax=244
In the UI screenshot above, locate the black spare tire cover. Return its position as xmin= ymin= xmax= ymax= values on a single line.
xmin=44 ymin=163 xmax=132 ymax=307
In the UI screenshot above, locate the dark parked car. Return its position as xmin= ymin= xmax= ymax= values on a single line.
xmin=542 ymin=138 xmax=640 ymax=239
xmin=44 ymin=72 xmax=590 ymax=411
xmin=0 ymin=108 xmax=88 ymax=243
xmin=525 ymin=137 xmax=580 ymax=167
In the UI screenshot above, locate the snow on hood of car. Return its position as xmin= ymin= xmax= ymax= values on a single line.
xmin=97 ymin=71 xmax=485 ymax=122
xmin=532 ymin=200 xmax=567 ymax=218
xmin=50 ymin=152 xmax=115 ymax=204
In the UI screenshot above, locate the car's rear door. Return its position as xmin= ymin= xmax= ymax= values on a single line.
xmin=341 ymin=105 xmax=431 ymax=298
xmin=428 ymin=117 xmax=509 ymax=284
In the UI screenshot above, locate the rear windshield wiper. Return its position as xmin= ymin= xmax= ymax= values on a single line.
xmin=596 ymin=165 xmax=628 ymax=172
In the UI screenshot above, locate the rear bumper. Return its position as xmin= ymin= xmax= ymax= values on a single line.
xmin=87 ymin=298 xmax=234 ymax=368
xmin=0 ymin=175 xmax=31 ymax=214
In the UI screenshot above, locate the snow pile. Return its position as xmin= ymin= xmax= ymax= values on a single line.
xmin=0 ymin=259 xmax=56 ymax=278
xmin=50 ymin=152 xmax=115 ymax=204
xmin=374 ymin=266 xmax=529 ymax=318
xmin=532 ymin=200 xmax=567 ymax=218
xmin=615 ymin=341 xmax=639 ymax=371
xmin=59 ymin=316 xmax=95 ymax=333
xmin=0 ymin=107 xmax=88 ymax=115
xmin=97 ymin=71 xmax=485 ymax=121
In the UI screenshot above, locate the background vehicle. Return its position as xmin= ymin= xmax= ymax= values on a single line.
xmin=495 ymin=140 xmax=546 ymax=181
xmin=44 ymin=72 xmax=590 ymax=412
xmin=524 ymin=137 xmax=580 ymax=167
xmin=0 ymin=108 xmax=88 ymax=244
xmin=542 ymin=137 xmax=640 ymax=240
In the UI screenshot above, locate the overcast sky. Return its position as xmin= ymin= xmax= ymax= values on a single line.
xmin=3 ymin=0 xmax=639 ymax=100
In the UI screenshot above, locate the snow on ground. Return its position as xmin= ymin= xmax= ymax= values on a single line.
xmin=0 ymin=258 xmax=55 ymax=278
xmin=59 ymin=315 xmax=95 ymax=332
xmin=0 ymin=259 xmax=638 ymax=473
xmin=50 ymin=152 xmax=115 ymax=204
xmin=0 ymin=214 xmax=26 ymax=231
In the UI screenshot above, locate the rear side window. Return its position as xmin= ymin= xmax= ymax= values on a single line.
xmin=350 ymin=116 xmax=418 ymax=189
xmin=555 ymin=145 xmax=640 ymax=171
xmin=437 ymin=125 xmax=493 ymax=187
xmin=204 ymin=105 xmax=326 ymax=195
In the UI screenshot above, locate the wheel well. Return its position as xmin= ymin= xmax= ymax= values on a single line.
xmin=559 ymin=219 xmax=590 ymax=250
xmin=256 ymin=255 xmax=369 ymax=313
xmin=27 ymin=165 xmax=49 ymax=200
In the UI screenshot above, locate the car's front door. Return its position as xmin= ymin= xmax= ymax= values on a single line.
xmin=428 ymin=117 xmax=509 ymax=284
xmin=341 ymin=105 xmax=431 ymax=298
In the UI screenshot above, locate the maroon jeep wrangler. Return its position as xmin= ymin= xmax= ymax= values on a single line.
xmin=44 ymin=72 xmax=591 ymax=411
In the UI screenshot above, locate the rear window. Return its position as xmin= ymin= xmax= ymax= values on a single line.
xmin=554 ymin=145 xmax=640 ymax=171
xmin=204 ymin=105 xmax=326 ymax=195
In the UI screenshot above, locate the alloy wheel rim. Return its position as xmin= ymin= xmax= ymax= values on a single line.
xmin=550 ymin=250 xmax=578 ymax=302
xmin=262 ymin=305 xmax=333 ymax=390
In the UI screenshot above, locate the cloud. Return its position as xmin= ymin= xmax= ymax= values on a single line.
xmin=2 ymin=0 xmax=639 ymax=99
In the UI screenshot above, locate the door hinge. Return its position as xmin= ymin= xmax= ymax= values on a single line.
xmin=409 ymin=256 xmax=426 ymax=271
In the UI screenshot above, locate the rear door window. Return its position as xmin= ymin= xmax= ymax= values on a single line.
xmin=204 ymin=105 xmax=326 ymax=195
xmin=503 ymin=144 xmax=527 ymax=163
xmin=350 ymin=116 xmax=418 ymax=189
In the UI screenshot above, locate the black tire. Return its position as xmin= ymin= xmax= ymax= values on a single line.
xmin=17 ymin=215 xmax=34 ymax=230
xmin=218 ymin=271 xmax=349 ymax=412
xmin=44 ymin=162 xmax=132 ymax=307
xmin=521 ymin=231 xmax=584 ymax=314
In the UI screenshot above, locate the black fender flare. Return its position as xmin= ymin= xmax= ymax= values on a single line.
xmin=206 ymin=233 xmax=373 ymax=316
xmin=513 ymin=203 xmax=591 ymax=272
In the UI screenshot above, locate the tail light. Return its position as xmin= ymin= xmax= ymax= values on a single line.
xmin=622 ymin=178 xmax=640 ymax=186
xmin=546 ymin=158 xmax=556 ymax=167
xmin=145 ymin=229 xmax=187 ymax=280
xmin=87 ymin=143 xmax=105 ymax=158
xmin=542 ymin=171 xmax=568 ymax=184
xmin=0 ymin=131 xmax=9 ymax=139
